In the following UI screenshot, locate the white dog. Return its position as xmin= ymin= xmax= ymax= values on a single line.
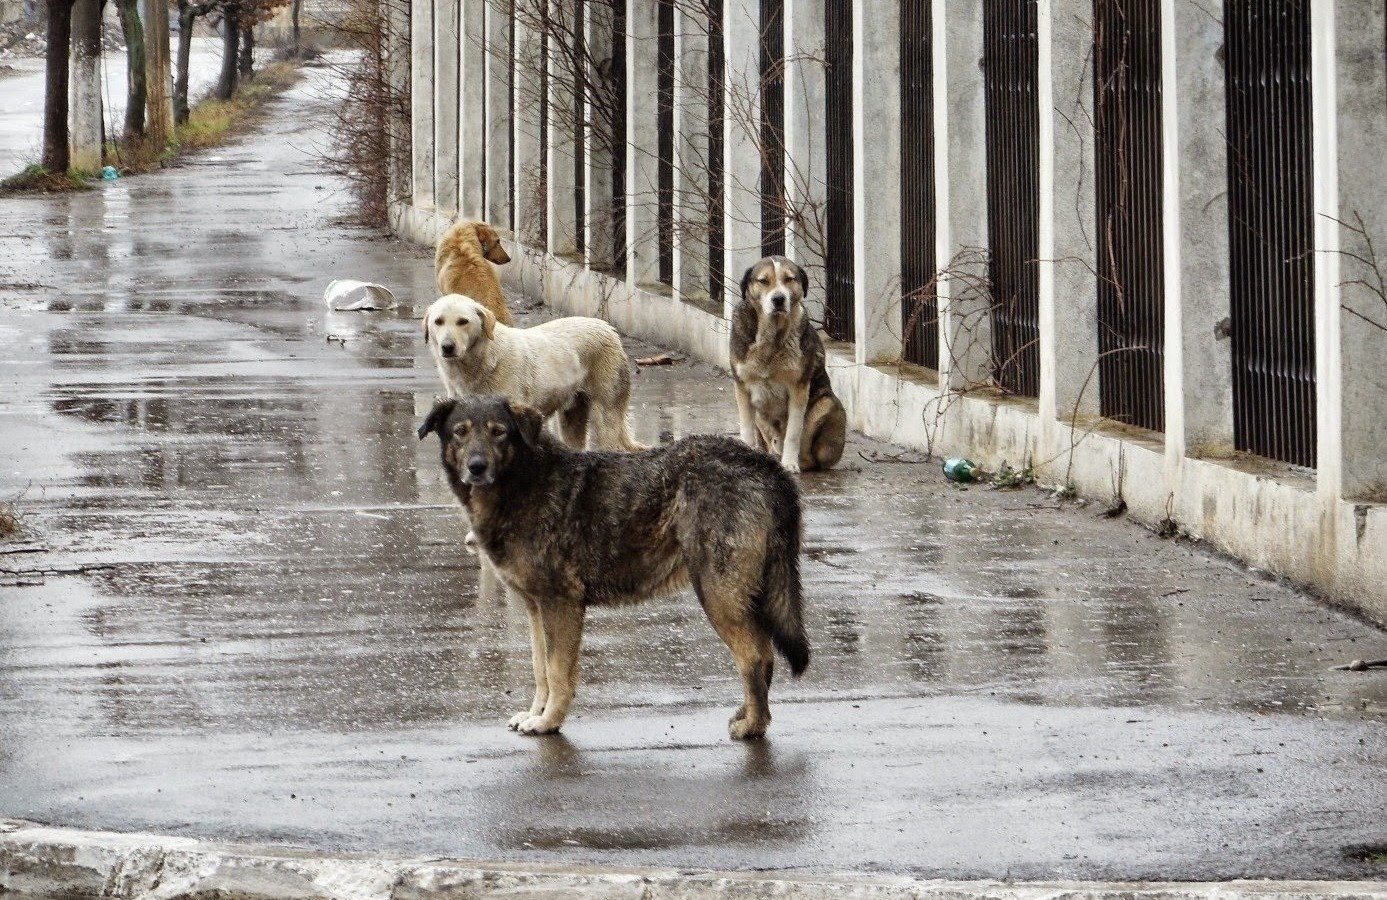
xmin=422 ymin=293 xmax=645 ymax=451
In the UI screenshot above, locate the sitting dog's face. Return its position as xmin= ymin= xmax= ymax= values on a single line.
xmin=740 ymin=255 xmax=809 ymax=320
xmin=423 ymin=294 xmax=495 ymax=360
xmin=417 ymin=395 xmax=543 ymax=486
xmin=472 ymin=222 xmax=512 ymax=265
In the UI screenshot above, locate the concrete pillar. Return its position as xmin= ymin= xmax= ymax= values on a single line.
xmin=784 ymin=0 xmax=826 ymax=317
xmin=625 ymin=0 xmax=660 ymax=287
xmin=584 ymin=0 xmax=617 ymax=271
xmin=68 ymin=0 xmax=103 ymax=172
xmin=411 ymin=0 xmax=436 ymax=208
xmin=1163 ymin=0 xmax=1234 ymax=459
xmin=722 ymin=0 xmax=763 ymax=317
xmin=672 ymin=1 xmax=709 ymax=303
xmin=851 ymin=0 xmax=901 ymax=365
xmin=547 ymin=0 xmax=580 ymax=258
xmin=460 ymin=0 xmax=486 ymax=219
xmin=1317 ymin=0 xmax=1386 ymax=500
xmin=388 ymin=0 xmax=413 ymax=204
xmin=484 ymin=0 xmax=512 ymax=228
xmin=1041 ymin=0 xmax=1101 ymax=423
xmin=434 ymin=0 xmax=460 ymax=214
xmin=513 ymin=6 xmax=545 ymax=246
xmin=141 ymin=0 xmax=172 ymax=147
xmin=934 ymin=0 xmax=991 ymax=389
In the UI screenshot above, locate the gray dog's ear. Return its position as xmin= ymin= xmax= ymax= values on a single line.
xmin=739 ymin=264 xmax=756 ymax=301
xmin=508 ymin=402 xmax=544 ymax=449
xmin=422 ymin=315 xmax=431 ymax=346
xmin=417 ymin=398 xmax=456 ymax=440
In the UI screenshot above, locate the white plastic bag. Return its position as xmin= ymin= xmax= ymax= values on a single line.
xmin=324 ymin=279 xmax=397 ymax=311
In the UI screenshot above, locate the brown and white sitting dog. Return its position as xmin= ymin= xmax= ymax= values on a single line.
xmin=436 ymin=220 xmax=513 ymax=326
xmin=730 ymin=256 xmax=847 ymax=473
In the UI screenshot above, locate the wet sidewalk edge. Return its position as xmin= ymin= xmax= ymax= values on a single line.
xmin=2 ymin=820 xmax=1384 ymax=900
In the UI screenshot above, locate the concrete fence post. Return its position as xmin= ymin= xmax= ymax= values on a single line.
xmin=546 ymin=0 xmax=580 ymax=258
xmin=460 ymin=0 xmax=487 ymax=220
xmin=851 ymin=0 xmax=902 ymax=366
xmin=411 ymin=0 xmax=437 ymax=209
xmin=584 ymin=0 xmax=617 ymax=272
xmin=625 ymin=0 xmax=660 ymax=287
xmin=784 ymin=0 xmax=826 ymax=320
xmin=722 ymin=0 xmax=762 ymax=317
xmin=484 ymin=0 xmax=512 ymax=229
xmin=673 ymin=0 xmax=710 ymax=304
xmin=935 ymin=0 xmax=992 ymax=389
xmin=1164 ymin=0 xmax=1234 ymax=460
xmin=1041 ymin=0 xmax=1101 ymax=425
xmin=1318 ymin=0 xmax=1386 ymax=502
xmin=433 ymin=0 xmax=460 ymax=215
xmin=513 ymin=6 xmax=546 ymax=247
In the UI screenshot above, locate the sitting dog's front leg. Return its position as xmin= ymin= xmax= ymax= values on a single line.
xmin=516 ymin=601 xmax=585 ymax=735
xmin=508 ymin=597 xmax=550 ymax=730
xmin=780 ymin=382 xmax=810 ymax=474
xmin=734 ymin=380 xmax=759 ymax=448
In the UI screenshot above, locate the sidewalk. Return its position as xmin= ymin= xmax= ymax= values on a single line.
xmin=0 ymin=64 xmax=1383 ymax=884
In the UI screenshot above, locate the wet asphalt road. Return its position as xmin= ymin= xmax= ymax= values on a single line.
xmin=0 ymin=65 xmax=1384 ymax=882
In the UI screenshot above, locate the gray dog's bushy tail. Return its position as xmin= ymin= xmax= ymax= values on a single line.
xmin=759 ymin=502 xmax=809 ymax=677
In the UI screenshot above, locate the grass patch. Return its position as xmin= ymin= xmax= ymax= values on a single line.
xmin=0 ymin=500 xmax=21 ymax=538
xmin=990 ymin=463 xmax=1036 ymax=490
xmin=0 ymin=164 xmax=93 ymax=195
xmin=105 ymin=61 xmax=303 ymax=175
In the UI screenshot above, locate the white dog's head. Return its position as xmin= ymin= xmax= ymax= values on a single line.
xmin=423 ymin=294 xmax=495 ymax=361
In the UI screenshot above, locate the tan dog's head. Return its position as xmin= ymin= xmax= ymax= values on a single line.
xmin=417 ymin=395 xmax=544 ymax=486
xmin=423 ymin=294 xmax=496 ymax=361
xmin=468 ymin=221 xmax=511 ymax=265
xmin=739 ymin=255 xmax=809 ymax=320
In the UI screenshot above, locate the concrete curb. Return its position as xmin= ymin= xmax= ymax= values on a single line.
xmin=2 ymin=820 xmax=1384 ymax=900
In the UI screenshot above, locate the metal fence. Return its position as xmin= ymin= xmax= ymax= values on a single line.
xmin=657 ymin=0 xmax=675 ymax=283
xmin=537 ymin=20 xmax=549 ymax=246
xmin=708 ymin=0 xmax=725 ymax=305
xmin=982 ymin=0 xmax=1041 ymax=398
xmin=571 ymin=0 xmax=587 ymax=256
xmin=759 ymin=0 xmax=786 ymax=256
xmin=610 ymin=0 xmax=627 ymax=272
xmin=507 ymin=0 xmax=515 ymax=226
xmin=1094 ymin=0 xmax=1165 ymax=432
xmin=1225 ymin=0 xmax=1316 ymax=468
xmin=900 ymin=2 xmax=937 ymax=370
xmin=823 ymin=0 xmax=854 ymax=341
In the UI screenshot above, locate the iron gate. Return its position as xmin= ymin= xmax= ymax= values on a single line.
xmin=982 ymin=0 xmax=1040 ymax=397
xmin=900 ymin=2 xmax=936 ymax=369
xmin=537 ymin=16 xmax=549 ymax=247
xmin=573 ymin=0 xmax=586 ymax=256
xmin=708 ymin=0 xmax=725 ymax=304
xmin=1225 ymin=0 xmax=1316 ymax=467
xmin=610 ymin=0 xmax=627 ymax=272
xmin=658 ymin=0 xmax=675 ymax=283
xmin=507 ymin=0 xmax=515 ymax=226
xmin=760 ymin=0 xmax=785 ymax=256
xmin=823 ymin=0 xmax=853 ymax=341
xmin=1094 ymin=0 xmax=1165 ymax=432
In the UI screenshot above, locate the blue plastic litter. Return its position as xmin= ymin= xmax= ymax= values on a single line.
xmin=101 ymin=166 xmax=118 ymax=180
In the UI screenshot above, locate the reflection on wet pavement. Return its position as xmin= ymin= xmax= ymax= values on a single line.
xmin=0 ymin=66 xmax=1383 ymax=882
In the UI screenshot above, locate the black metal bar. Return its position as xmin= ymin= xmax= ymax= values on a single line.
xmin=657 ymin=0 xmax=675 ymax=283
xmin=760 ymin=0 xmax=786 ymax=256
xmin=824 ymin=0 xmax=853 ymax=341
xmin=508 ymin=0 xmax=516 ymax=227
xmin=610 ymin=0 xmax=627 ymax=271
xmin=574 ymin=0 xmax=586 ymax=256
xmin=708 ymin=0 xmax=725 ymax=304
xmin=538 ymin=10 xmax=549 ymax=247
xmin=983 ymin=0 xmax=1040 ymax=397
xmin=900 ymin=2 xmax=937 ymax=369
xmin=1094 ymin=0 xmax=1165 ymax=432
xmin=1224 ymin=0 xmax=1315 ymax=467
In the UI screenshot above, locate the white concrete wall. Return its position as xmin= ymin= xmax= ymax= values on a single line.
xmin=389 ymin=1 xmax=1387 ymax=624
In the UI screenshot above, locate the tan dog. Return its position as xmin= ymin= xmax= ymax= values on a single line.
xmin=435 ymin=220 xmax=513 ymax=326
xmin=731 ymin=256 xmax=847 ymax=473
xmin=423 ymin=294 xmax=645 ymax=451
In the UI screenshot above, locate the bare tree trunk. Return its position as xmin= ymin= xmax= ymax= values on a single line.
xmin=216 ymin=5 xmax=239 ymax=99
xmin=42 ymin=0 xmax=75 ymax=172
xmin=290 ymin=0 xmax=299 ymax=55
xmin=238 ymin=23 xmax=253 ymax=81
xmin=142 ymin=0 xmax=173 ymax=146
xmin=174 ymin=0 xmax=195 ymax=123
xmin=115 ymin=0 xmax=146 ymax=137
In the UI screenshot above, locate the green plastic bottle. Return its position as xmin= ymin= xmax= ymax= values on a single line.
xmin=942 ymin=457 xmax=979 ymax=483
